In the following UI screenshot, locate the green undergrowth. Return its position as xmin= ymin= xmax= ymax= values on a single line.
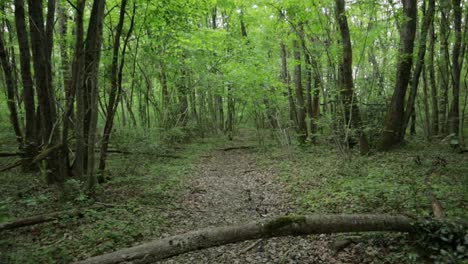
xmin=255 ymin=137 xmax=467 ymax=263
xmin=0 ymin=127 xmax=225 ymax=264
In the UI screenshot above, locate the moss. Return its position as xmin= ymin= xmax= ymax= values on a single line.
xmin=263 ymin=215 xmax=306 ymax=235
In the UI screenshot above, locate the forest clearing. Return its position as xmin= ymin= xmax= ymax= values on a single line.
xmin=0 ymin=0 xmax=467 ymax=263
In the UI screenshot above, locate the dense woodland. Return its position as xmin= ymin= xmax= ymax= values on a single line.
xmin=0 ymin=0 xmax=467 ymax=263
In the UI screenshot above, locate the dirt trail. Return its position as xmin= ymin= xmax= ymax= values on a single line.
xmin=156 ymin=138 xmax=380 ymax=263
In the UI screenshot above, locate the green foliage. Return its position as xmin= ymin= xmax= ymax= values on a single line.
xmin=255 ymin=137 xmax=467 ymax=262
xmin=415 ymin=219 xmax=468 ymax=263
xmin=0 ymin=129 xmax=225 ymax=263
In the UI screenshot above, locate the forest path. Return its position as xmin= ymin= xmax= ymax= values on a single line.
xmin=156 ymin=134 xmax=346 ymax=264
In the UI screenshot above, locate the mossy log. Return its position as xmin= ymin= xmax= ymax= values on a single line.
xmin=74 ymin=214 xmax=414 ymax=264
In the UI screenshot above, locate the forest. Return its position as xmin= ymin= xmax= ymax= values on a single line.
xmin=0 ymin=0 xmax=467 ymax=263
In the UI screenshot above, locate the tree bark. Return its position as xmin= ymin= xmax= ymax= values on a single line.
xmin=0 ymin=27 xmax=23 ymax=145
xmin=298 ymin=25 xmax=314 ymax=140
xmin=293 ymin=39 xmax=308 ymax=143
xmin=401 ymin=0 xmax=435 ymax=139
xmin=438 ymin=4 xmax=451 ymax=135
xmin=82 ymin=0 xmax=106 ymax=193
xmin=73 ymin=0 xmax=86 ymax=177
xmin=448 ymin=0 xmax=462 ymax=142
xmin=14 ymin=0 xmax=38 ymax=171
xmin=74 ymin=214 xmax=415 ymax=264
xmin=99 ymin=0 xmax=132 ymax=177
xmin=428 ymin=20 xmax=439 ymax=135
xmin=379 ymin=0 xmax=417 ymax=150
xmin=28 ymin=0 xmax=67 ymax=183
xmin=335 ymin=0 xmax=369 ymax=154
xmin=280 ymin=41 xmax=297 ymax=127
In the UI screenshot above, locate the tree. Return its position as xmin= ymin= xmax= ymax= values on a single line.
xmin=401 ymin=0 xmax=435 ymax=138
xmin=448 ymin=0 xmax=463 ymax=145
xmin=14 ymin=0 xmax=38 ymax=170
xmin=379 ymin=0 xmax=417 ymax=151
xmin=28 ymin=0 xmax=67 ymax=183
xmin=293 ymin=39 xmax=308 ymax=143
xmin=335 ymin=0 xmax=369 ymax=154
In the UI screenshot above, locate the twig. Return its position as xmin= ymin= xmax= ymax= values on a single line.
xmin=240 ymin=239 xmax=263 ymax=254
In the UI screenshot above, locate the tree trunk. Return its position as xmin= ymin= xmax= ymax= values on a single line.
xmin=448 ymin=0 xmax=462 ymax=142
xmin=438 ymin=4 xmax=451 ymax=135
xmin=28 ymin=0 xmax=67 ymax=183
xmin=428 ymin=20 xmax=439 ymax=135
xmin=73 ymin=0 xmax=86 ymax=178
xmin=293 ymin=39 xmax=308 ymax=143
xmin=298 ymin=25 xmax=314 ymax=140
xmin=82 ymin=0 xmax=106 ymax=193
xmin=226 ymin=85 xmax=235 ymax=139
xmin=335 ymin=0 xmax=369 ymax=154
xmin=422 ymin=68 xmax=431 ymax=138
xmin=280 ymin=42 xmax=297 ymax=127
xmin=14 ymin=0 xmax=38 ymax=171
xmin=74 ymin=214 xmax=415 ymax=264
xmin=401 ymin=0 xmax=435 ymax=139
xmin=379 ymin=0 xmax=417 ymax=150
xmin=99 ymin=0 xmax=131 ymax=178
xmin=0 ymin=27 xmax=23 ymax=145
xmin=177 ymin=68 xmax=189 ymax=127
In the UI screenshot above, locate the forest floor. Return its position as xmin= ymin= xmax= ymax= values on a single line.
xmin=1 ymin=128 xmax=467 ymax=263
xmin=156 ymin=133 xmax=404 ymax=264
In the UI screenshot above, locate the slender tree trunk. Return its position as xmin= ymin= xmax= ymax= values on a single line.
xmin=82 ymin=0 xmax=106 ymax=193
xmin=422 ymin=68 xmax=431 ymax=138
xmin=438 ymin=4 xmax=451 ymax=135
xmin=160 ymin=61 xmax=169 ymax=127
xmin=410 ymin=107 xmax=416 ymax=135
xmin=73 ymin=0 xmax=86 ymax=178
xmin=14 ymin=0 xmax=38 ymax=171
xmin=401 ymin=0 xmax=435 ymax=139
xmin=379 ymin=0 xmax=417 ymax=150
xmin=177 ymin=68 xmax=189 ymax=127
xmin=99 ymin=0 xmax=130 ymax=178
xmin=428 ymin=20 xmax=439 ymax=135
xmin=293 ymin=39 xmax=308 ymax=143
xmin=0 ymin=27 xmax=23 ymax=145
xmin=335 ymin=0 xmax=369 ymax=154
xmin=280 ymin=42 xmax=297 ymax=128
xmin=226 ymin=85 xmax=235 ymax=139
xmin=298 ymin=26 xmax=314 ymax=141
xmin=448 ymin=0 xmax=462 ymax=142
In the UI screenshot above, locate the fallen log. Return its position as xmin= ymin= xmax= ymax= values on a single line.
xmin=74 ymin=214 xmax=414 ymax=264
xmin=0 ymin=208 xmax=83 ymax=231
xmin=0 ymin=152 xmax=21 ymax=157
xmin=220 ymin=146 xmax=256 ymax=151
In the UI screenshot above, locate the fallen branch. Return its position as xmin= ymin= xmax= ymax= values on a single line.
xmin=0 ymin=152 xmax=21 ymax=157
xmin=0 ymin=160 xmax=22 ymax=172
xmin=74 ymin=214 xmax=415 ymax=264
xmin=106 ymin=149 xmax=181 ymax=158
xmin=0 ymin=144 xmax=61 ymax=172
xmin=239 ymin=239 xmax=263 ymax=254
xmin=0 ymin=208 xmax=83 ymax=231
xmin=220 ymin=146 xmax=256 ymax=151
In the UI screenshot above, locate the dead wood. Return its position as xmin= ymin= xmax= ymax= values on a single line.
xmin=74 ymin=214 xmax=414 ymax=264
xmin=220 ymin=146 xmax=256 ymax=151
xmin=0 ymin=152 xmax=21 ymax=157
xmin=0 ymin=144 xmax=61 ymax=172
xmin=0 ymin=209 xmax=84 ymax=231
